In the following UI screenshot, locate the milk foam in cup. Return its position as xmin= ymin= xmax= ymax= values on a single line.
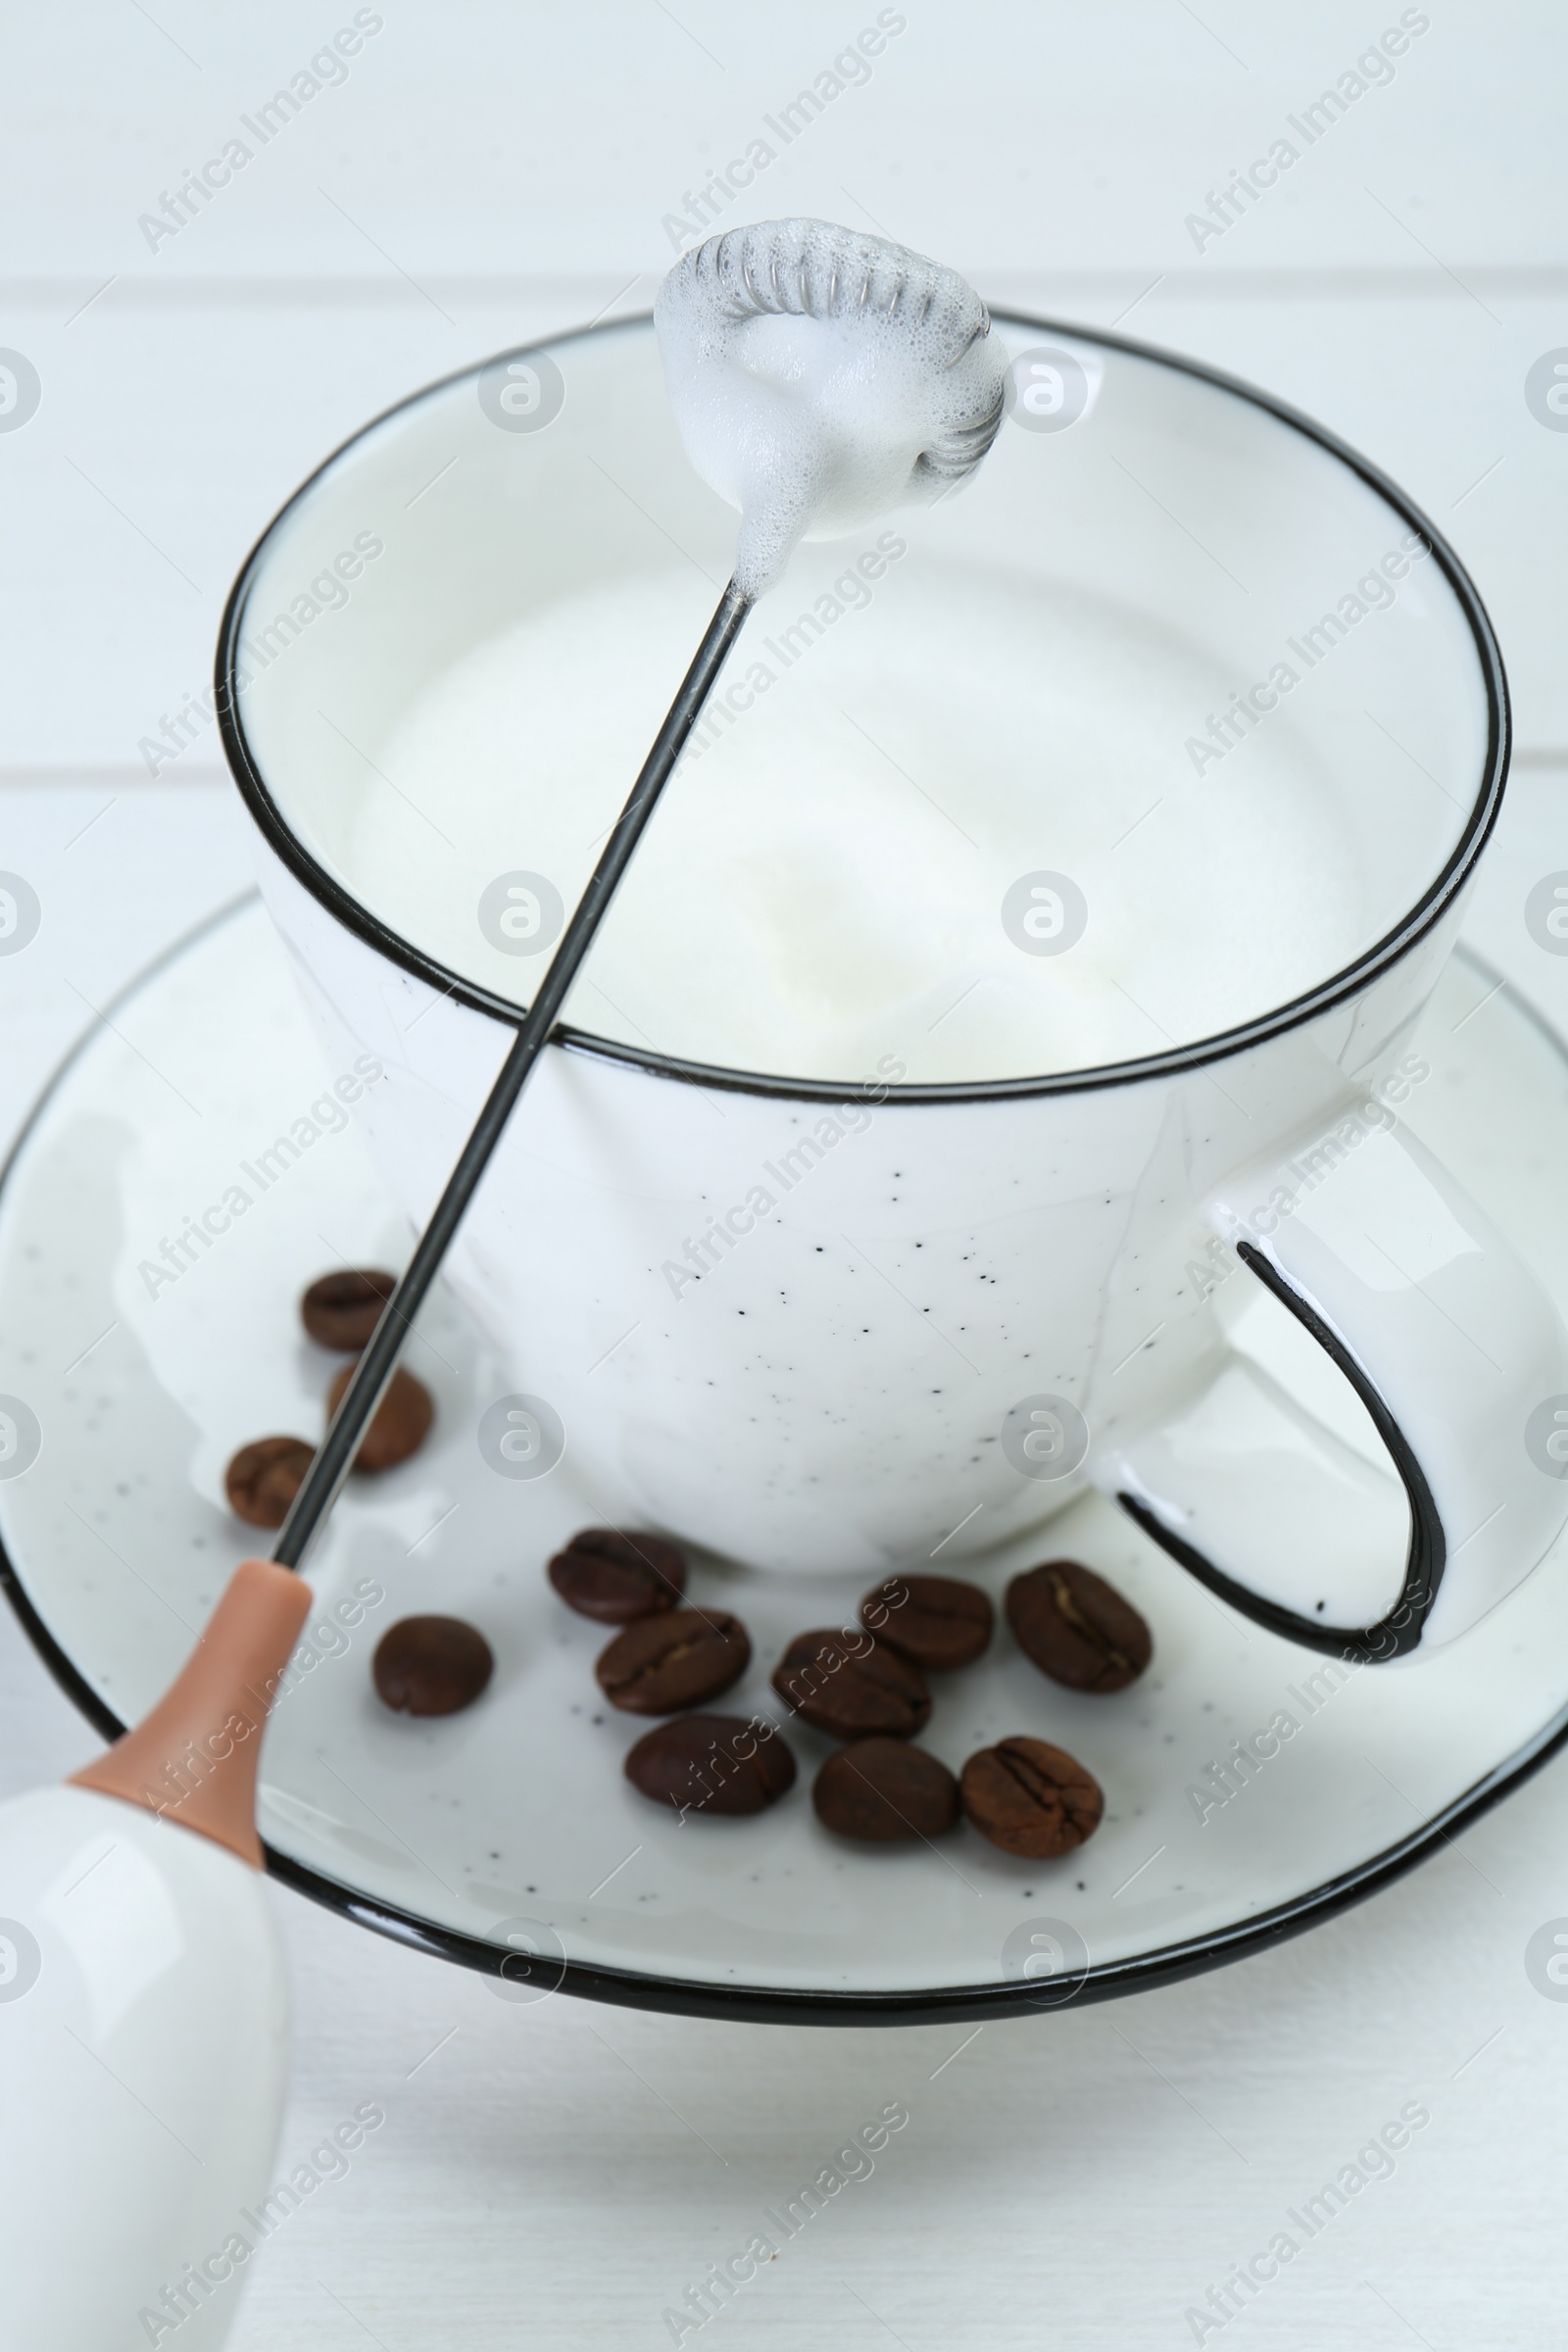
xmin=363 ymin=564 xmax=1363 ymax=1085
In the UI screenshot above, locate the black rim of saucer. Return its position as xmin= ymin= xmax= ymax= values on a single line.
xmin=1 ymin=906 xmax=1566 ymax=2024
xmin=213 ymin=308 xmax=1509 ymax=1107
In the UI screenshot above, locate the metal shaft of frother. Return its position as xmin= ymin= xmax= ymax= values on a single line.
xmin=272 ymin=578 xmax=752 ymax=1573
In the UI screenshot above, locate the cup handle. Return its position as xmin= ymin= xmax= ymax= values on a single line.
xmin=1104 ymin=1119 xmax=1568 ymax=1660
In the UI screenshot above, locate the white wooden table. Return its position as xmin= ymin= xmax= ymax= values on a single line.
xmin=4 ymin=9 xmax=1568 ymax=2344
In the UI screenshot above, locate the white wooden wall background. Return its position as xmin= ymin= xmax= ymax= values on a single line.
xmin=2 ymin=7 xmax=1567 ymax=2346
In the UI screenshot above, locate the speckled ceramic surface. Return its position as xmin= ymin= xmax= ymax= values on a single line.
xmin=221 ymin=313 xmax=1535 ymax=1662
xmin=3 ymin=898 xmax=1568 ymax=2022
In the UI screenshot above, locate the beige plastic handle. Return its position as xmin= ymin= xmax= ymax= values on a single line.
xmin=71 ymin=1557 xmax=311 ymax=1867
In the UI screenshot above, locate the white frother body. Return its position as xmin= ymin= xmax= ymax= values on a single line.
xmin=0 ymin=1784 xmax=289 ymax=2350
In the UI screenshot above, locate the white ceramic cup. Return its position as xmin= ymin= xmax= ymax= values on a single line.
xmin=218 ymin=315 xmax=1568 ymax=1658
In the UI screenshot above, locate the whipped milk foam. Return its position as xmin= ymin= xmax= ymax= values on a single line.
xmin=654 ymin=220 xmax=1010 ymax=598
xmin=351 ymin=550 xmax=1373 ymax=1087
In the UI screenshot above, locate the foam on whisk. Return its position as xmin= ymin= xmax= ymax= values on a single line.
xmin=656 ymin=219 xmax=1010 ymax=600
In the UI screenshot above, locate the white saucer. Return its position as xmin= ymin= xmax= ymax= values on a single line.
xmin=4 ymin=898 xmax=1568 ymax=2024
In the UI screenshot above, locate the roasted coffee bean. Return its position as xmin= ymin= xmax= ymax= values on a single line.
xmin=860 ymin=1574 xmax=993 ymax=1671
xmin=549 ymin=1528 xmax=687 ymax=1623
xmin=596 ymin=1610 xmax=751 ymax=1715
xmin=812 ymin=1738 xmax=959 ymax=1842
xmin=1006 ymin=1559 xmax=1152 ymax=1692
xmin=224 ymin=1436 xmax=315 ymax=1531
xmin=325 ymin=1360 xmax=434 ymax=1472
xmin=771 ymin=1629 xmax=931 ymax=1740
xmin=960 ymin=1737 xmax=1103 ymax=1859
xmin=624 ymin=1712 xmax=796 ymax=1817
xmin=373 ymin=1615 xmax=494 ymax=1717
xmin=301 ymin=1267 xmax=397 ymax=1351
